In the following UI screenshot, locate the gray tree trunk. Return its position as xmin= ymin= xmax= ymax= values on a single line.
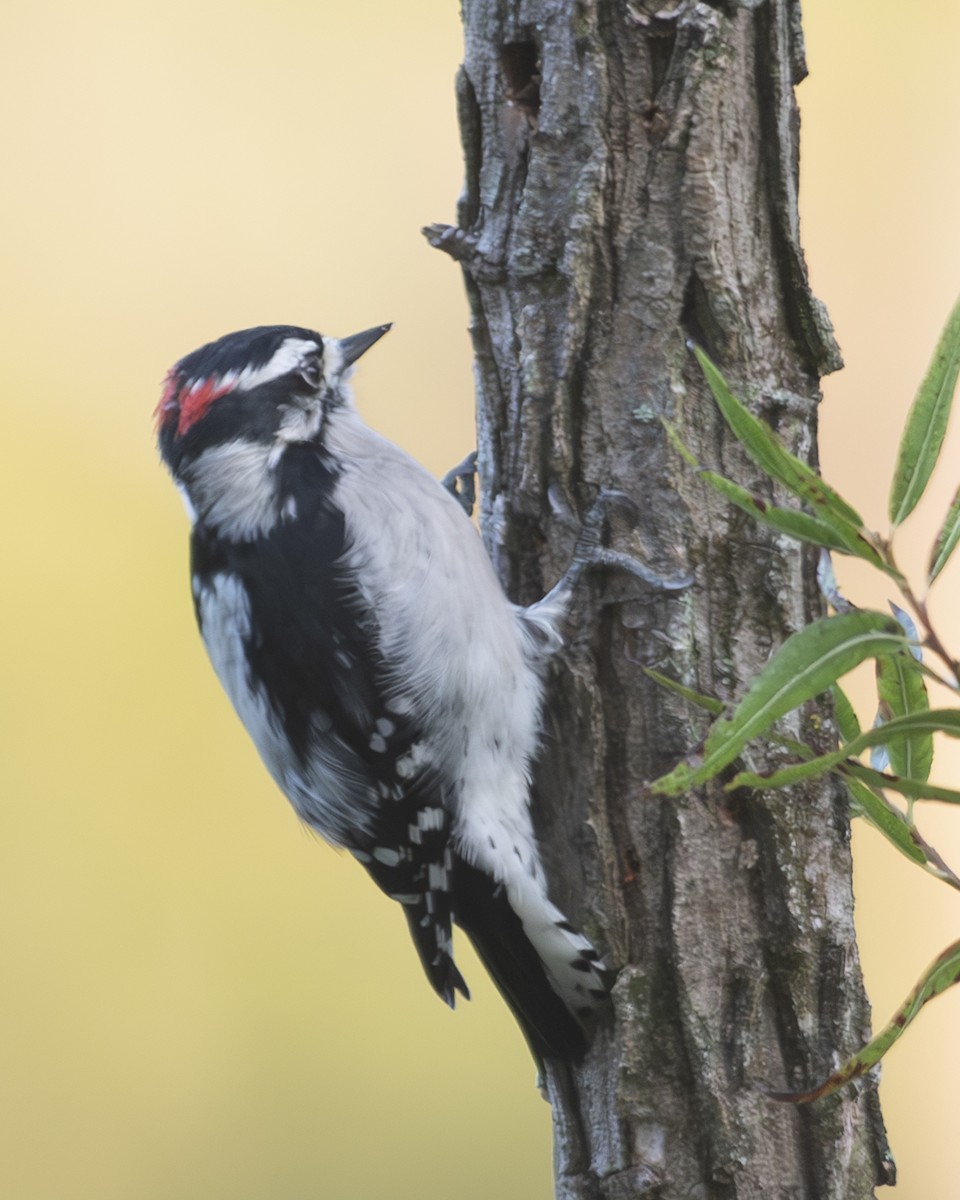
xmin=428 ymin=2 xmax=895 ymax=1197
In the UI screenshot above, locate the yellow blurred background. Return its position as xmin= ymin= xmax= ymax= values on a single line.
xmin=2 ymin=2 xmax=958 ymax=1197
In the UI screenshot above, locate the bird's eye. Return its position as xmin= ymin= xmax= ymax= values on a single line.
xmin=298 ymin=356 xmax=322 ymax=389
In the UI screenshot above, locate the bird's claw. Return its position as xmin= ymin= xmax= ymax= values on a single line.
xmin=552 ymin=489 xmax=693 ymax=599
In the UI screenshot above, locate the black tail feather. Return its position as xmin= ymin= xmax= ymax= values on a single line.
xmin=401 ymin=904 xmax=470 ymax=1007
xmin=452 ymin=856 xmax=591 ymax=1064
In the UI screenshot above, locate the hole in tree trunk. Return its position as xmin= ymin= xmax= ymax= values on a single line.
xmin=501 ymin=40 xmax=541 ymax=118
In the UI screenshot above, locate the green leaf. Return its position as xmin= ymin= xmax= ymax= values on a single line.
xmin=843 ymin=773 xmax=960 ymax=893
xmin=890 ymin=293 xmax=960 ymax=526
xmin=729 ymin=728 xmax=960 ymax=889
xmin=832 ymin=684 xmax=861 ymax=744
xmin=729 ymin=756 xmax=843 ymax=792
xmin=844 ymin=774 xmax=925 ymax=864
xmin=662 ymin=420 xmax=852 ymax=553
xmin=692 ymin=348 xmax=888 ymax=570
xmin=641 ymin=667 xmax=726 ymax=716
xmin=727 ymin=708 xmax=960 ymax=792
xmin=651 ymin=611 xmax=907 ymax=796
xmin=845 ymin=762 xmax=960 ymax=806
xmin=928 ymin=482 xmax=960 ymax=585
xmin=875 ymin=651 xmax=932 ymax=782
xmin=767 ymin=938 xmax=960 ymax=1103
xmin=729 ymin=698 xmax=960 ymax=884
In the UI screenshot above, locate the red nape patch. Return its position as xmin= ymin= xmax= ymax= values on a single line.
xmin=154 ymin=372 xmax=237 ymax=437
xmin=176 ymin=376 xmax=236 ymax=435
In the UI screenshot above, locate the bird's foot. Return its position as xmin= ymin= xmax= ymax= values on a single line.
xmin=545 ymin=489 xmax=693 ymax=604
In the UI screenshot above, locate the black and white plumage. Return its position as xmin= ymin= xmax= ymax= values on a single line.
xmin=156 ymin=323 xmax=608 ymax=1062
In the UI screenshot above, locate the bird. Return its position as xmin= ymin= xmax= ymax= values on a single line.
xmin=155 ymin=322 xmax=609 ymax=1064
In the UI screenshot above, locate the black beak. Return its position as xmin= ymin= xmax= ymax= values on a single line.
xmin=339 ymin=324 xmax=392 ymax=367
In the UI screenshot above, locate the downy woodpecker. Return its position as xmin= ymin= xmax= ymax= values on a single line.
xmin=156 ymin=323 xmax=609 ymax=1062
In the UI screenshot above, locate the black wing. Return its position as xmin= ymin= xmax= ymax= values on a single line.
xmin=191 ymin=442 xmax=467 ymax=1004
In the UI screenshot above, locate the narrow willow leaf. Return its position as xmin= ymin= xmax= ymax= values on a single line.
xmin=642 ymin=668 xmax=726 ymax=716
xmin=875 ymin=650 xmax=932 ymax=782
xmin=651 ymin=612 xmax=906 ymax=796
xmin=730 ymin=739 xmax=960 ymax=888
xmin=662 ymin=420 xmax=850 ymax=553
xmin=832 ymin=684 xmax=861 ymax=743
xmin=889 ymin=293 xmax=960 ymax=526
xmin=928 ymin=483 xmax=960 ymax=584
xmin=704 ymin=472 xmax=853 ymax=551
xmin=844 ymin=774 xmax=926 ymax=869
xmin=729 ymin=756 xmax=845 ymax=791
xmin=661 ymin=418 xmax=699 ymax=469
xmin=696 ymin=348 xmax=873 ymax=540
xmin=767 ymin=938 xmax=960 ymax=1103
xmin=846 ymin=762 xmax=960 ymax=806
xmin=728 ymin=708 xmax=960 ymax=791
xmin=704 ymin=471 xmax=852 ymax=551
xmin=844 ymin=768 xmax=950 ymax=883
xmin=845 ymin=768 xmax=960 ymax=894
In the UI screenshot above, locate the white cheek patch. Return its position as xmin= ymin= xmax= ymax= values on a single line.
xmin=183 ymin=439 xmax=280 ymax=540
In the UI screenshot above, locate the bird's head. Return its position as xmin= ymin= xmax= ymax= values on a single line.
xmin=155 ymin=323 xmax=391 ymax=478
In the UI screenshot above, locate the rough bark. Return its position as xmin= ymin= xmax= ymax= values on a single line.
xmin=428 ymin=2 xmax=894 ymax=1196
